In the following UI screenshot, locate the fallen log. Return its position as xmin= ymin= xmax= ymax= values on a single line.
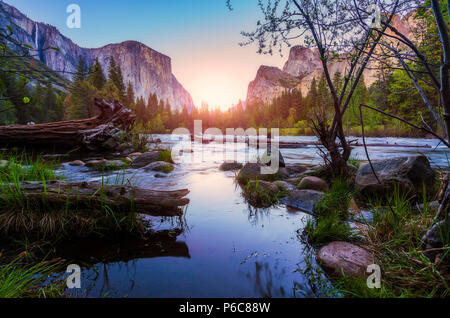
xmin=0 ymin=98 xmax=135 ymax=150
xmin=2 ymin=181 xmax=189 ymax=217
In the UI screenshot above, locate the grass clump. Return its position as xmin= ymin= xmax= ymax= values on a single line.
xmin=241 ymin=180 xmax=286 ymax=208
xmin=0 ymin=257 xmax=64 ymax=298
xmin=158 ymin=149 xmax=174 ymax=164
xmin=161 ymin=163 xmax=174 ymax=174
xmin=304 ymin=179 xmax=356 ymax=244
xmin=359 ymin=189 xmax=450 ymax=297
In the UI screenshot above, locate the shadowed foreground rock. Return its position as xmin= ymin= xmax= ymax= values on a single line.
xmin=317 ymin=242 xmax=374 ymax=278
xmin=355 ymin=155 xmax=435 ymax=199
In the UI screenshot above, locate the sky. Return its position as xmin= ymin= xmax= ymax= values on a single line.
xmin=5 ymin=0 xmax=291 ymax=109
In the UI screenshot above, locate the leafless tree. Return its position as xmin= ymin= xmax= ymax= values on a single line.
xmin=228 ymin=0 xmax=407 ymax=176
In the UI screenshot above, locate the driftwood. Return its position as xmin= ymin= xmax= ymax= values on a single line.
xmin=0 ymin=98 xmax=135 ymax=150
xmin=3 ymin=181 xmax=189 ymax=217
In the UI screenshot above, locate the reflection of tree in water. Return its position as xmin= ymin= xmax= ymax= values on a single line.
xmin=243 ymin=261 xmax=286 ymax=298
xmin=292 ymin=244 xmax=337 ymax=298
xmin=61 ymin=229 xmax=190 ymax=297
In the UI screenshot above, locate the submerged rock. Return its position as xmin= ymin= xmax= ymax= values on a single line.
xmin=355 ymin=155 xmax=435 ymax=199
xmin=219 ymin=161 xmax=243 ymax=171
xmin=317 ymin=242 xmax=374 ymax=278
xmin=131 ymin=151 xmax=160 ymax=168
xmin=281 ymin=190 xmax=324 ymax=214
xmin=298 ymin=176 xmax=329 ymax=192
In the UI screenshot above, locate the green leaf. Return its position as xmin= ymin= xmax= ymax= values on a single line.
xmin=23 ymin=44 xmax=34 ymax=49
xmin=23 ymin=97 xmax=30 ymax=104
xmin=6 ymin=25 xmax=13 ymax=34
xmin=49 ymin=47 xmax=60 ymax=52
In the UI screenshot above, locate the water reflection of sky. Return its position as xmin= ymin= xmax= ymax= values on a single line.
xmin=57 ymin=135 xmax=448 ymax=298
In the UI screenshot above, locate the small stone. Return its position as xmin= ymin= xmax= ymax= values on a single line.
xmin=155 ymin=173 xmax=167 ymax=178
xmin=298 ymin=176 xmax=329 ymax=192
xmin=85 ymin=159 xmax=106 ymax=167
xmin=317 ymin=242 xmax=374 ymax=278
xmin=69 ymin=160 xmax=85 ymax=167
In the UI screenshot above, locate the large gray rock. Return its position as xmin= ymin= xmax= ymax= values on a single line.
xmin=131 ymin=151 xmax=160 ymax=168
xmin=422 ymin=217 xmax=450 ymax=250
xmin=281 ymin=190 xmax=324 ymax=214
xmin=355 ymin=155 xmax=435 ymax=198
xmin=317 ymin=242 xmax=374 ymax=278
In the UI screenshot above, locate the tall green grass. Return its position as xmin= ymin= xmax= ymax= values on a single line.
xmin=0 ymin=258 xmax=63 ymax=298
xmin=305 ymin=179 xmax=357 ymax=244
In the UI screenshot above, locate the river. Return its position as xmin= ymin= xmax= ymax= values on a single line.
xmin=54 ymin=135 xmax=449 ymax=297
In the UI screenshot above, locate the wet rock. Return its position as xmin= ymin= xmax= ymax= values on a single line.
xmin=281 ymin=190 xmax=324 ymax=214
xmin=285 ymin=164 xmax=307 ymax=176
xmin=85 ymin=159 xmax=106 ymax=167
xmin=69 ymin=160 xmax=85 ymax=167
xmin=298 ymin=176 xmax=329 ymax=192
xmin=351 ymin=210 xmax=374 ymax=225
xmin=317 ymin=242 xmax=374 ymax=278
xmin=219 ymin=161 xmax=243 ymax=171
xmin=355 ymin=155 xmax=435 ymax=199
xmin=237 ymin=162 xmax=280 ymax=183
xmin=155 ymin=173 xmax=167 ymax=178
xmin=141 ymin=161 xmax=174 ymax=173
xmin=273 ymin=181 xmax=296 ymax=191
xmin=129 ymin=152 xmax=142 ymax=158
xmin=131 ymin=151 xmax=160 ymax=168
xmin=422 ymin=216 xmax=450 ymax=250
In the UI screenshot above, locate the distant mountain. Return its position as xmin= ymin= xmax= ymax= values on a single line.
xmin=0 ymin=0 xmax=194 ymax=111
xmin=246 ymin=14 xmax=415 ymax=105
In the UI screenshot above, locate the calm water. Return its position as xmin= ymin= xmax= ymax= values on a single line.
xmin=55 ymin=135 xmax=449 ymax=298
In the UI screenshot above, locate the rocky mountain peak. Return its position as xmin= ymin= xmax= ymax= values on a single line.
xmin=0 ymin=1 xmax=194 ymax=111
